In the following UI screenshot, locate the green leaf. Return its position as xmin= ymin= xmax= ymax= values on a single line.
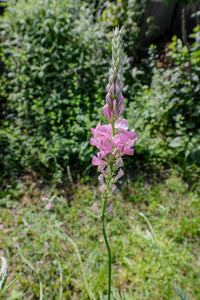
xmin=169 ymin=137 xmax=182 ymax=148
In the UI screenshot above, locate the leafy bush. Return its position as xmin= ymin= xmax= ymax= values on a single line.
xmin=0 ymin=0 xmax=110 ymax=180
xmin=127 ymin=26 xmax=200 ymax=172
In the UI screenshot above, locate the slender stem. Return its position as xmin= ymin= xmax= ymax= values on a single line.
xmin=101 ymin=193 xmax=112 ymax=300
xmin=102 ymin=214 xmax=111 ymax=300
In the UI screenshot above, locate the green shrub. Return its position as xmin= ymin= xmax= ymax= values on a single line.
xmin=0 ymin=0 xmax=110 ymax=180
xmin=127 ymin=26 xmax=200 ymax=171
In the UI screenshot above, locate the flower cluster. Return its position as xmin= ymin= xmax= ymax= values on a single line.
xmin=90 ymin=27 xmax=137 ymax=193
xmin=90 ymin=119 xmax=137 ymax=166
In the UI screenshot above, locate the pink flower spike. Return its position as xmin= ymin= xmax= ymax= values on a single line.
xmin=0 ymin=224 xmax=4 ymax=230
xmin=42 ymin=195 xmax=49 ymax=201
xmin=92 ymin=156 xmax=107 ymax=166
xmin=115 ymin=118 xmax=129 ymax=130
xmin=45 ymin=203 xmax=52 ymax=210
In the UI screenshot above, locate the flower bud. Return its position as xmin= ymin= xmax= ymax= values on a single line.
xmin=103 ymin=104 xmax=113 ymax=121
xmin=110 ymin=84 xmax=120 ymax=98
xmin=106 ymin=84 xmax=110 ymax=92
xmin=98 ymin=174 xmax=104 ymax=185
xmin=117 ymin=104 xmax=124 ymax=116
xmin=117 ymin=93 xmax=124 ymax=106
xmin=106 ymin=94 xmax=113 ymax=106
xmin=109 ymin=75 xmax=115 ymax=84
xmin=113 ymin=157 xmax=124 ymax=169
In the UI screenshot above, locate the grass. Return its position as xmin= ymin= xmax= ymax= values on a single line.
xmin=0 ymin=169 xmax=199 ymax=299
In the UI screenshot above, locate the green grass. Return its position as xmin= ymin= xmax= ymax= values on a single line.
xmin=0 ymin=170 xmax=199 ymax=299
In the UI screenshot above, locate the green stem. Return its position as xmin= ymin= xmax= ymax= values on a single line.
xmin=101 ymin=194 xmax=112 ymax=300
xmin=102 ymin=219 xmax=112 ymax=300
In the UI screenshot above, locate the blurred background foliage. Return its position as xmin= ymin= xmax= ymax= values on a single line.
xmin=0 ymin=0 xmax=199 ymax=182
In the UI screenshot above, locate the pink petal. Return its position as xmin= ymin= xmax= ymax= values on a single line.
xmin=92 ymin=156 xmax=107 ymax=166
xmin=112 ymin=134 xmax=121 ymax=145
xmin=115 ymin=118 xmax=129 ymax=130
xmin=104 ymin=140 xmax=112 ymax=153
xmin=91 ymin=128 xmax=95 ymax=135
xmin=90 ymin=138 xmax=96 ymax=146
xmin=125 ymin=148 xmax=135 ymax=155
xmin=117 ymin=144 xmax=125 ymax=152
xmin=42 ymin=196 xmax=49 ymax=201
xmin=120 ymin=129 xmax=137 ymax=139
xmin=97 ymin=151 xmax=107 ymax=159
xmin=45 ymin=203 xmax=52 ymax=210
xmin=119 ymin=133 xmax=129 ymax=143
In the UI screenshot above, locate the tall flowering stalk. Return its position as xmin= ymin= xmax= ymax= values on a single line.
xmin=90 ymin=28 xmax=137 ymax=299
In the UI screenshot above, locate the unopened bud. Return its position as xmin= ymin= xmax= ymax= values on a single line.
xmin=103 ymin=104 xmax=113 ymax=121
xmin=106 ymin=94 xmax=113 ymax=106
xmin=109 ymin=75 xmax=115 ymax=84
xmin=114 ymin=157 xmax=124 ymax=169
xmin=117 ymin=93 xmax=124 ymax=106
xmin=117 ymin=104 xmax=124 ymax=116
xmin=105 ymin=204 xmax=113 ymax=215
xmin=110 ymin=84 xmax=120 ymax=98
